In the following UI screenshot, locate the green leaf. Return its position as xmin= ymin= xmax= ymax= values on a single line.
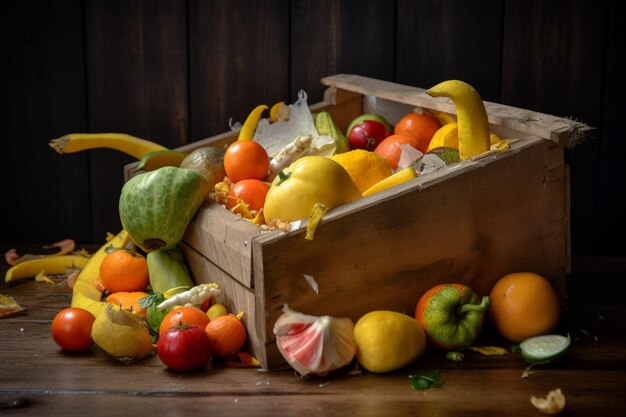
xmin=139 ymin=292 xmax=164 ymax=310
xmin=409 ymin=369 xmax=443 ymax=390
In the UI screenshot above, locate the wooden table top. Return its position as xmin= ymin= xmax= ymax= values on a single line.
xmin=1 ymin=244 xmax=625 ymax=417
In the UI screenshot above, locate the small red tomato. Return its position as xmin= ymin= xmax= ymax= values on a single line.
xmin=227 ymin=179 xmax=270 ymax=211
xmin=51 ymin=307 xmax=96 ymax=352
xmin=348 ymin=120 xmax=390 ymax=151
xmin=157 ymin=324 xmax=213 ymax=371
xmin=224 ymin=140 xmax=270 ymax=183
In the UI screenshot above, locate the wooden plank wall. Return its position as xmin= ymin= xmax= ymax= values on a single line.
xmin=2 ymin=0 xmax=623 ymax=260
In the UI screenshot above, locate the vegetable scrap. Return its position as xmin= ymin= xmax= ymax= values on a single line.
xmin=467 ymin=346 xmax=508 ymax=356
xmin=409 ymin=369 xmax=443 ymax=390
xmin=0 ymin=293 xmax=25 ymax=318
xmin=531 ymin=388 xmax=565 ymax=414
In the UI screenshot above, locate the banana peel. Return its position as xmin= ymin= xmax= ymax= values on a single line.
xmin=50 ymin=133 xmax=167 ymax=160
xmin=362 ymin=167 xmax=417 ymax=197
xmin=71 ymin=230 xmax=131 ymax=319
xmin=5 ymin=255 xmax=90 ymax=283
xmin=426 ymin=80 xmax=490 ymax=160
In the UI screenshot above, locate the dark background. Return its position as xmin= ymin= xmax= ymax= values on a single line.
xmin=2 ymin=0 xmax=624 ymax=265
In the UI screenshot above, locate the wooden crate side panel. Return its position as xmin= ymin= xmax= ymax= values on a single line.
xmin=180 ymin=243 xmax=268 ymax=369
xmin=321 ymin=74 xmax=591 ymax=146
xmin=183 ymin=202 xmax=262 ymax=288
xmin=256 ymin=139 xmax=568 ymax=344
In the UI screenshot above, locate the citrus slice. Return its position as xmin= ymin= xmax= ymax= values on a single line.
xmin=520 ymin=334 xmax=570 ymax=364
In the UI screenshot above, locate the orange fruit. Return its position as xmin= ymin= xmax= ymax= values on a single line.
xmin=394 ymin=112 xmax=442 ymax=153
xmin=159 ymin=306 xmax=211 ymax=337
xmin=373 ymin=133 xmax=422 ymax=170
xmin=106 ymin=291 xmax=150 ymax=320
xmin=489 ymin=272 xmax=561 ymax=342
xmin=99 ymin=249 xmax=149 ymax=293
xmin=204 ymin=314 xmax=247 ymax=357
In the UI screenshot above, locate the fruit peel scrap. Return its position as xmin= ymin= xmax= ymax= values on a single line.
xmin=531 ymin=388 xmax=565 ymax=414
xmin=0 ymin=293 xmax=25 ymax=318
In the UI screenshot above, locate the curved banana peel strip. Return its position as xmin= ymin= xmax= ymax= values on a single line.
xmin=238 ymin=104 xmax=268 ymax=140
xmin=5 ymin=255 xmax=90 ymax=283
xmin=71 ymin=230 xmax=131 ymax=319
xmin=49 ymin=133 xmax=167 ymax=160
xmin=426 ymin=80 xmax=490 ymax=160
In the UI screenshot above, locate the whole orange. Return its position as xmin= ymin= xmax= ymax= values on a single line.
xmin=159 ymin=306 xmax=211 ymax=337
xmin=205 ymin=315 xmax=247 ymax=357
xmin=99 ymin=249 xmax=149 ymax=293
xmin=373 ymin=133 xmax=422 ymax=170
xmin=489 ymin=272 xmax=561 ymax=342
xmin=393 ymin=112 xmax=441 ymax=153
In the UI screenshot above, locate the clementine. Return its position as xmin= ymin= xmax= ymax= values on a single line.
xmin=99 ymin=249 xmax=149 ymax=293
xmin=105 ymin=291 xmax=150 ymax=320
xmin=373 ymin=133 xmax=422 ymax=170
xmin=205 ymin=314 xmax=247 ymax=357
xmin=489 ymin=272 xmax=560 ymax=342
xmin=159 ymin=306 xmax=211 ymax=337
xmin=393 ymin=112 xmax=441 ymax=153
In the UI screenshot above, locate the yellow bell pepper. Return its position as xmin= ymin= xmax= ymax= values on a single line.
xmin=263 ymin=156 xmax=361 ymax=224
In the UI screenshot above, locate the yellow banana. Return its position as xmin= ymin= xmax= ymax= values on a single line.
xmin=71 ymin=230 xmax=131 ymax=319
xmin=426 ymin=80 xmax=490 ymax=160
xmin=49 ymin=133 xmax=167 ymax=160
xmin=362 ymin=167 xmax=417 ymax=197
xmin=5 ymin=255 xmax=90 ymax=283
xmin=431 ymin=110 xmax=457 ymax=126
xmin=238 ymin=104 xmax=268 ymax=140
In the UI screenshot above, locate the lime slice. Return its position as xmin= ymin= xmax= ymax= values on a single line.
xmin=163 ymin=286 xmax=190 ymax=300
xmin=520 ymin=334 xmax=570 ymax=364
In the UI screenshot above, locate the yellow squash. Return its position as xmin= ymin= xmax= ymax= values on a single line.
xmin=426 ymin=80 xmax=490 ymax=160
xmin=263 ymin=156 xmax=361 ymax=224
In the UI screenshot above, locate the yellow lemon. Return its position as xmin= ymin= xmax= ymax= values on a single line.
xmin=427 ymin=122 xmax=459 ymax=152
xmin=353 ymin=310 xmax=426 ymax=373
xmin=207 ymin=303 xmax=229 ymax=320
xmin=329 ymin=149 xmax=393 ymax=194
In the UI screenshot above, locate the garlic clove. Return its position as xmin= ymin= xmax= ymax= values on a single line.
xmin=274 ymin=305 xmax=357 ymax=376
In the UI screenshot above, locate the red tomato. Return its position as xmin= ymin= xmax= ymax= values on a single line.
xmin=224 ymin=140 xmax=270 ymax=183
xmin=227 ymin=179 xmax=270 ymax=211
xmin=157 ymin=324 xmax=213 ymax=371
xmin=51 ymin=307 xmax=96 ymax=352
xmin=159 ymin=306 xmax=210 ymax=337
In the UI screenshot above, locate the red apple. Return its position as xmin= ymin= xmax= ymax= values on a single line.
xmin=347 ymin=119 xmax=391 ymax=151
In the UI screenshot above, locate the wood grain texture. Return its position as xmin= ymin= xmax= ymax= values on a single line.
xmin=396 ymin=0 xmax=504 ymax=101
xmin=188 ymin=0 xmax=290 ymax=142
xmin=1 ymin=257 xmax=626 ymax=416
xmin=1 ymin=0 xmax=91 ymax=243
xmin=291 ymin=0 xmax=396 ymax=104
xmin=85 ymin=0 xmax=189 ymax=240
xmin=254 ymin=138 xmax=568 ymax=358
xmin=501 ymin=0 xmax=607 ymax=259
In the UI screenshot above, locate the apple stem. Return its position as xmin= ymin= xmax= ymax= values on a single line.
xmin=457 ymin=296 xmax=491 ymax=315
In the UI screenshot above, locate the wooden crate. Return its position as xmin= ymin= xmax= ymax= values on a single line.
xmin=125 ymin=74 xmax=585 ymax=369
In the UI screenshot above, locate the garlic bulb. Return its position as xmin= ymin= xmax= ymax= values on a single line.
xmin=91 ymin=304 xmax=153 ymax=362
xmin=273 ymin=305 xmax=357 ymax=376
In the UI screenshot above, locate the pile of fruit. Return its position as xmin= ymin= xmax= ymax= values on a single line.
xmin=274 ymin=272 xmax=567 ymax=380
xmin=4 ymin=78 xmax=567 ymax=393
